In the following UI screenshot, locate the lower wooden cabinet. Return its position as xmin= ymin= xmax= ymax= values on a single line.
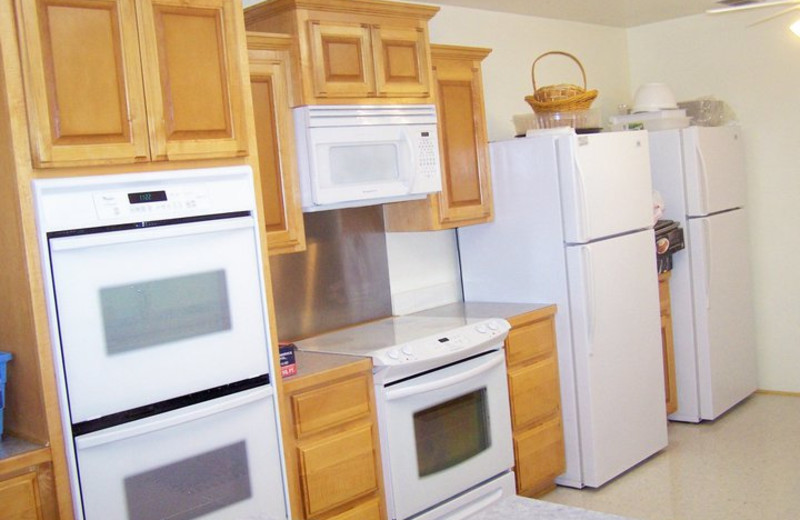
xmin=0 ymin=471 xmax=43 ymax=520
xmin=659 ymin=272 xmax=678 ymax=415
xmin=280 ymin=353 xmax=386 ymax=520
xmin=505 ymin=305 xmax=566 ymax=497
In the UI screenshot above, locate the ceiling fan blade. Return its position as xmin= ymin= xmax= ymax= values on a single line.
xmin=747 ymin=4 xmax=800 ymax=24
xmin=707 ymin=0 xmax=799 ymax=14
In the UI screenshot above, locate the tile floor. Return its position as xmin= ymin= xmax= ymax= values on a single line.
xmin=542 ymin=393 xmax=800 ymax=520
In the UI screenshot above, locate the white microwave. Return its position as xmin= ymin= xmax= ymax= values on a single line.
xmin=293 ymin=104 xmax=443 ymax=212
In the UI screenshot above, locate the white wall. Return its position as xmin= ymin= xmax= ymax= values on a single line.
xmin=628 ymin=13 xmax=800 ymax=392
xmin=386 ymin=5 xmax=632 ymax=314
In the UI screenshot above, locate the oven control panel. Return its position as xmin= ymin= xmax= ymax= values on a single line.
xmin=373 ymin=318 xmax=511 ymax=370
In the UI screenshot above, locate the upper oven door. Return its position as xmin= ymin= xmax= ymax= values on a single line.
xmin=47 ymin=215 xmax=271 ymax=424
xmin=380 ymin=349 xmax=513 ymax=520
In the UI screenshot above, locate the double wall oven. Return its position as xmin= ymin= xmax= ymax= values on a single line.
xmin=33 ymin=166 xmax=288 ymax=520
xmin=295 ymin=315 xmax=516 ymax=520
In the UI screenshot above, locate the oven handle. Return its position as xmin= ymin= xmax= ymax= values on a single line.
xmin=384 ymin=352 xmax=504 ymax=401
xmin=74 ymin=385 xmax=273 ymax=449
xmin=49 ymin=216 xmax=256 ymax=251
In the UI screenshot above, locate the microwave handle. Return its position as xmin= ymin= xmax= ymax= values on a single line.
xmin=384 ymin=352 xmax=504 ymax=401
xmin=49 ymin=215 xmax=256 ymax=252
xmin=75 ymin=386 xmax=273 ymax=449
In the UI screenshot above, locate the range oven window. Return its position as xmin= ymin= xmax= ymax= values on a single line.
xmin=413 ymin=388 xmax=491 ymax=477
xmin=100 ymin=270 xmax=232 ymax=354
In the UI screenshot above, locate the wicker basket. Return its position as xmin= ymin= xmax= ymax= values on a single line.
xmin=525 ymin=51 xmax=598 ymax=113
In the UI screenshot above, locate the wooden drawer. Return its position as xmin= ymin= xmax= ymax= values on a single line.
xmin=506 ymin=318 xmax=555 ymax=367
xmin=298 ymin=424 xmax=380 ymax=517
xmin=325 ymin=497 xmax=383 ymax=520
xmin=508 ymin=356 xmax=560 ymax=429
xmin=0 ymin=471 xmax=43 ymax=520
xmin=292 ymin=373 xmax=372 ymax=437
xmin=514 ymin=417 xmax=566 ymax=497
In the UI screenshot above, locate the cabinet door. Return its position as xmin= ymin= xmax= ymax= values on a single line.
xmin=308 ymin=21 xmax=375 ymax=99
xmin=0 ymin=472 xmax=43 ymax=520
xmin=17 ymin=0 xmax=150 ymax=167
xmin=248 ymin=44 xmax=306 ymax=255
xmin=371 ymin=24 xmax=430 ymax=98
xmin=137 ymin=0 xmax=249 ymax=161
xmin=433 ymin=53 xmax=493 ymax=225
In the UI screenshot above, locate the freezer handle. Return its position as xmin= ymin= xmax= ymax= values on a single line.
xmin=703 ymin=219 xmax=711 ymax=309
xmin=574 ymin=157 xmax=589 ymax=240
xmin=696 ymin=145 xmax=709 ymax=214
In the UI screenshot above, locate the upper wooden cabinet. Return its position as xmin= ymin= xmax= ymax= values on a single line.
xmin=383 ymin=44 xmax=493 ymax=231
xmin=16 ymin=0 xmax=250 ymax=168
xmin=244 ymin=0 xmax=438 ymax=105
xmin=247 ymin=32 xmax=306 ymax=255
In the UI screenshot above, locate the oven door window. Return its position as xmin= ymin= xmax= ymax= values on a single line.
xmin=49 ymin=217 xmax=271 ymax=423
xmin=414 ymin=389 xmax=490 ymax=477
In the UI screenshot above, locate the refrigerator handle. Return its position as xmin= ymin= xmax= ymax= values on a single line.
xmin=703 ymin=219 xmax=712 ymax=309
xmin=582 ymin=246 xmax=596 ymax=355
xmin=696 ymin=145 xmax=709 ymax=212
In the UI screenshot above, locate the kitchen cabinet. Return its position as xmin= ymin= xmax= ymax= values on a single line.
xmin=0 ymin=443 xmax=57 ymax=520
xmin=244 ymin=0 xmax=438 ymax=105
xmin=280 ymin=352 xmax=386 ymax=520
xmin=505 ymin=305 xmax=566 ymax=497
xmin=16 ymin=0 xmax=250 ymax=168
xmin=383 ymin=44 xmax=494 ymax=231
xmin=659 ymin=272 xmax=678 ymax=415
xmin=247 ymin=32 xmax=306 ymax=255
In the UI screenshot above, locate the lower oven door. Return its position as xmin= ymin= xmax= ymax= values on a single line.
xmin=73 ymin=386 xmax=287 ymax=520
xmin=380 ymin=349 xmax=513 ymax=520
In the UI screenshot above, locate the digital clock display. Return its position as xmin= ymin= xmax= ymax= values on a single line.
xmin=128 ymin=190 xmax=168 ymax=204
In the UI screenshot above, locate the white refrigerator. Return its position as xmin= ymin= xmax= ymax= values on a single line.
xmin=648 ymin=125 xmax=757 ymax=423
xmin=458 ymin=130 xmax=668 ymax=489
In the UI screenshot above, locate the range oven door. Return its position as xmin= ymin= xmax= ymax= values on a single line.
xmin=46 ymin=215 xmax=271 ymax=424
xmin=380 ymin=349 xmax=513 ymax=520
xmin=74 ymin=386 xmax=287 ymax=520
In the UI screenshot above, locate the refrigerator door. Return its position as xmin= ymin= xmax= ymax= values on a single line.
xmin=687 ymin=209 xmax=757 ymax=419
xmin=565 ymin=229 xmax=667 ymax=487
xmin=683 ymin=126 xmax=747 ymax=216
xmin=558 ymin=131 xmax=654 ymax=244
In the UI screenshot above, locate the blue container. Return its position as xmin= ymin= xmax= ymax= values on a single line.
xmin=0 ymin=351 xmax=11 ymax=438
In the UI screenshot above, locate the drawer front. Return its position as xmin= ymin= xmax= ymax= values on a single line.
xmin=298 ymin=425 xmax=380 ymax=517
xmin=508 ymin=356 xmax=560 ymax=429
xmin=514 ymin=417 xmax=566 ymax=496
xmin=292 ymin=374 xmax=372 ymax=437
xmin=326 ymin=497 xmax=383 ymax=520
xmin=0 ymin=472 xmax=43 ymax=520
xmin=506 ymin=318 xmax=555 ymax=367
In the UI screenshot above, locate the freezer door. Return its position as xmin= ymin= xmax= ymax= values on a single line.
xmin=558 ymin=131 xmax=654 ymax=244
xmin=687 ymin=209 xmax=757 ymax=419
xmin=682 ymin=126 xmax=747 ymax=216
xmin=565 ymin=230 xmax=667 ymax=487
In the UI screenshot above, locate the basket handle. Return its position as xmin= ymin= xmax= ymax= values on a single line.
xmin=531 ymin=51 xmax=588 ymax=91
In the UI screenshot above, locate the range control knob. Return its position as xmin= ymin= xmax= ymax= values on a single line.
xmin=387 ymin=349 xmax=400 ymax=360
xmin=488 ymin=320 xmax=501 ymax=331
xmin=475 ymin=324 xmax=488 ymax=334
xmin=401 ymin=345 xmax=413 ymax=356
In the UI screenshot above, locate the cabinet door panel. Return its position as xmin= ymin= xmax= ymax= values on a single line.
xmin=249 ymin=48 xmax=305 ymax=254
xmin=327 ymin=498 xmax=383 ymax=520
xmin=298 ymin=425 xmax=379 ymax=517
xmin=309 ymin=21 xmax=374 ymax=98
xmin=138 ymin=0 xmax=248 ymax=160
xmin=18 ymin=0 xmax=149 ymax=167
xmin=372 ymin=25 xmax=430 ymax=97
xmin=0 ymin=472 xmax=43 ymax=520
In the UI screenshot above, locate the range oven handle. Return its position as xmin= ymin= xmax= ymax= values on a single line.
xmin=49 ymin=215 xmax=256 ymax=251
xmin=74 ymin=385 xmax=273 ymax=450
xmin=384 ymin=351 xmax=504 ymax=401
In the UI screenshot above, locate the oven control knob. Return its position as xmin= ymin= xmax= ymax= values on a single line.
xmin=475 ymin=324 xmax=488 ymax=334
xmin=401 ymin=345 xmax=413 ymax=355
xmin=387 ymin=349 xmax=400 ymax=360
xmin=488 ymin=320 xmax=501 ymax=331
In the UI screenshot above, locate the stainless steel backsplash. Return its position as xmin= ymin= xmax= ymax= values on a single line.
xmin=268 ymin=206 xmax=393 ymax=342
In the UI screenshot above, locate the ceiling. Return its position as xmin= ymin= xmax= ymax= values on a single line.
xmin=423 ymin=0 xmax=724 ymax=28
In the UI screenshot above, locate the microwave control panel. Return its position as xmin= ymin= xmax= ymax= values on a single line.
xmin=416 ymin=131 xmax=440 ymax=178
